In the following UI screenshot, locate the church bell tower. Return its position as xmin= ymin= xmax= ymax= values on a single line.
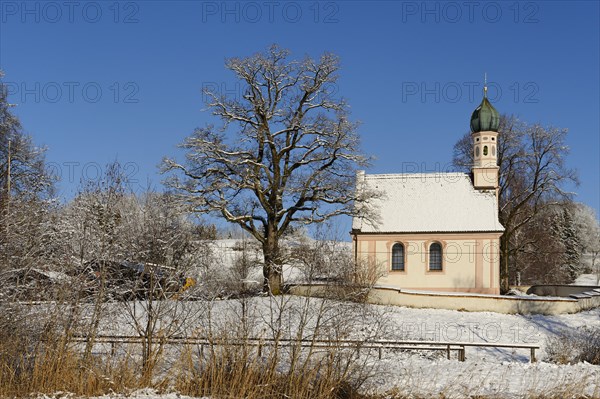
xmin=470 ymin=83 xmax=500 ymax=191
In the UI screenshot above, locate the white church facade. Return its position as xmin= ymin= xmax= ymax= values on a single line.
xmin=352 ymin=89 xmax=505 ymax=294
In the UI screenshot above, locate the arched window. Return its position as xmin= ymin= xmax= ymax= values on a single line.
xmin=429 ymin=243 xmax=442 ymax=271
xmin=391 ymin=243 xmax=404 ymax=271
xmin=492 ymin=145 xmax=496 ymax=156
xmin=483 ymin=146 xmax=488 ymax=156
xmin=475 ymin=146 xmax=480 ymax=157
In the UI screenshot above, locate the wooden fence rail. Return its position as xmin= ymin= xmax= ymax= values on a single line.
xmin=69 ymin=335 xmax=539 ymax=362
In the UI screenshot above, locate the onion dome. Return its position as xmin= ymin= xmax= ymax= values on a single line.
xmin=470 ymin=87 xmax=500 ymax=133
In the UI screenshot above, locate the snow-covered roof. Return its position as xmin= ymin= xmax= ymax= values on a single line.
xmin=353 ymin=172 xmax=504 ymax=233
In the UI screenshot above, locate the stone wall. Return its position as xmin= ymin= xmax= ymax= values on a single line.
xmin=289 ymin=284 xmax=600 ymax=315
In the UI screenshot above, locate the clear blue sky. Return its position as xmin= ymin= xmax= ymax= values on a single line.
xmin=1 ymin=0 xmax=599 ymax=232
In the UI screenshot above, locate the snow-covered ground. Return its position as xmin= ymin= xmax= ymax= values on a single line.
xmin=35 ymin=240 xmax=600 ymax=398
xmin=67 ymin=294 xmax=600 ymax=399
xmin=575 ymin=273 xmax=600 ymax=285
xmin=363 ymin=304 xmax=600 ymax=397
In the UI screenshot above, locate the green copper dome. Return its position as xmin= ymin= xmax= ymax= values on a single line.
xmin=470 ymin=92 xmax=500 ymax=133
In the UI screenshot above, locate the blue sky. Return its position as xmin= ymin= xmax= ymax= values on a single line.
xmin=1 ymin=0 xmax=599 ymax=232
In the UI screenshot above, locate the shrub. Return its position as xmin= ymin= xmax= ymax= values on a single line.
xmin=545 ymin=326 xmax=600 ymax=365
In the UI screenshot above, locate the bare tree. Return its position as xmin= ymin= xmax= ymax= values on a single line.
xmin=0 ymin=72 xmax=60 ymax=307
xmin=0 ymin=72 xmax=53 ymax=205
xmin=0 ymin=72 xmax=54 ymax=279
xmin=117 ymin=190 xmax=210 ymax=382
xmin=163 ymin=45 xmax=373 ymax=294
xmin=58 ymin=166 xmax=214 ymax=380
xmin=453 ymin=115 xmax=578 ymax=292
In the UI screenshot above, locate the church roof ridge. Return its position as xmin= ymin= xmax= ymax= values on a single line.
xmin=353 ymin=170 xmax=504 ymax=233
xmin=363 ymin=172 xmax=469 ymax=179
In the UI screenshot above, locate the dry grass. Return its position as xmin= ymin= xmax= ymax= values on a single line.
xmin=0 ymin=335 xmax=369 ymax=398
xmin=1 ymin=300 xmax=598 ymax=399
xmin=0 ymin=335 xmax=139 ymax=396
xmin=0 ymin=299 xmax=373 ymax=398
xmin=173 ymin=332 xmax=371 ymax=399
xmin=0 ymin=303 xmax=135 ymax=396
xmin=2 ymin=333 xmax=598 ymax=399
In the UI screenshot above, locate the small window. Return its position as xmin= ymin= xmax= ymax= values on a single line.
xmin=483 ymin=146 xmax=488 ymax=156
xmin=476 ymin=138 xmax=480 ymax=142
xmin=391 ymin=243 xmax=405 ymax=271
xmin=491 ymin=137 xmax=495 ymax=141
xmin=429 ymin=243 xmax=442 ymax=271
xmin=475 ymin=146 xmax=480 ymax=157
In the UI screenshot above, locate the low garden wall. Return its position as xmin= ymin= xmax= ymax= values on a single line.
xmin=526 ymin=285 xmax=600 ymax=297
xmin=289 ymin=284 xmax=600 ymax=315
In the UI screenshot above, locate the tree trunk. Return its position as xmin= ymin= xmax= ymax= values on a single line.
xmin=500 ymin=234 xmax=510 ymax=293
xmin=262 ymin=228 xmax=282 ymax=295
xmin=263 ymin=252 xmax=282 ymax=295
xmin=266 ymin=268 xmax=282 ymax=295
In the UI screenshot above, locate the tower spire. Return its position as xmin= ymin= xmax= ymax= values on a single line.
xmin=470 ymin=72 xmax=499 ymax=192
xmin=483 ymin=72 xmax=488 ymax=98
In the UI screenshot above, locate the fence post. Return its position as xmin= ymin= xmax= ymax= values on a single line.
xmin=530 ymin=347 xmax=536 ymax=363
xmin=446 ymin=344 xmax=450 ymax=360
xmin=378 ymin=347 xmax=382 ymax=360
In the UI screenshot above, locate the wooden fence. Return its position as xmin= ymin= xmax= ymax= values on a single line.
xmin=70 ymin=335 xmax=540 ymax=362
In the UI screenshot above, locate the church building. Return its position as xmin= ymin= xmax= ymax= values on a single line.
xmin=352 ymin=88 xmax=505 ymax=294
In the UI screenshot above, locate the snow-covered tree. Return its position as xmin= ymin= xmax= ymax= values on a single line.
xmin=571 ymin=203 xmax=600 ymax=280
xmin=163 ymin=45 xmax=374 ymax=294
xmin=551 ymin=206 xmax=582 ymax=282
xmin=0 ymin=71 xmax=57 ymax=300
xmin=0 ymin=72 xmax=53 ymax=205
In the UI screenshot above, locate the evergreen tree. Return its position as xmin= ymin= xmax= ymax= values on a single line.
xmin=560 ymin=207 xmax=582 ymax=281
xmin=549 ymin=206 xmax=582 ymax=283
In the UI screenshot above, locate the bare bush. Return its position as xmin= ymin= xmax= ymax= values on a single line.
xmin=292 ymin=235 xmax=384 ymax=302
xmin=175 ymin=293 xmax=389 ymax=399
xmin=545 ymin=327 xmax=600 ymax=365
xmin=225 ymin=238 xmax=263 ymax=297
